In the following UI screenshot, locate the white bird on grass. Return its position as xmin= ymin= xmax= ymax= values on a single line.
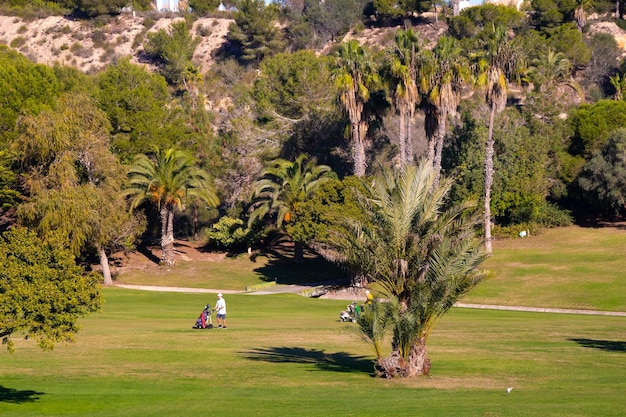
xmin=506 ymin=387 xmax=513 ymax=394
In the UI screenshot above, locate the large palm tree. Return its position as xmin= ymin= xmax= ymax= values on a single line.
xmin=124 ymin=148 xmax=219 ymax=266
xmin=473 ymin=25 xmax=522 ymax=254
xmin=334 ymin=161 xmax=487 ymax=377
xmin=422 ymin=36 xmax=469 ymax=187
xmin=332 ymin=40 xmax=381 ymax=177
xmin=248 ymin=154 xmax=333 ymax=261
xmin=386 ymin=28 xmax=421 ymax=167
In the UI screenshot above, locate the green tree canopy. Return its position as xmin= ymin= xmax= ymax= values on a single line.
xmin=578 ymin=128 xmax=626 ymax=219
xmin=96 ymin=57 xmax=175 ymax=162
xmin=448 ymin=4 xmax=525 ymax=39
xmin=226 ymin=0 xmax=286 ymax=66
xmin=14 ymin=92 xmax=145 ymax=285
xmin=144 ymin=20 xmax=201 ymax=85
xmin=254 ymin=50 xmax=335 ymax=122
xmin=568 ymin=99 xmax=626 ymax=157
xmin=0 ymin=46 xmax=60 ymax=146
xmin=0 ymin=227 xmax=101 ymax=353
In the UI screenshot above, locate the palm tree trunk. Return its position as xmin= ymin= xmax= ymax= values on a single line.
xmin=374 ymin=337 xmax=431 ymax=378
xmin=99 ymin=246 xmax=113 ymax=286
xmin=398 ymin=111 xmax=407 ymax=167
xmin=427 ymin=135 xmax=436 ymax=165
xmin=192 ymin=204 xmax=200 ymax=240
xmin=484 ymin=105 xmax=496 ymax=255
xmin=432 ymin=115 xmax=447 ymax=187
xmin=161 ymin=205 xmax=176 ymax=266
xmin=354 ymin=121 xmax=368 ymax=177
xmin=406 ymin=109 xmax=414 ymax=164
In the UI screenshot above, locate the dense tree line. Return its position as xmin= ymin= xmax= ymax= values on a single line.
xmin=2 ymin=0 xmax=626 ymax=355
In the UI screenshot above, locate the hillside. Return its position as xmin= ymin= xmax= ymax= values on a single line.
xmin=0 ymin=14 xmax=232 ymax=73
xmin=2 ymin=12 xmax=626 ymax=74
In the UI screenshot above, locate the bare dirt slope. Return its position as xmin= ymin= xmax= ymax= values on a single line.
xmin=2 ymin=12 xmax=626 ymax=75
xmin=0 ymin=14 xmax=232 ymax=73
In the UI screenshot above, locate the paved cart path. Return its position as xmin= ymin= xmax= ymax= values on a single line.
xmin=113 ymin=284 xmax=626 ymax=317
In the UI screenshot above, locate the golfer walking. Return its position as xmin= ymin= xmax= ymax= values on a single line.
xmin=216 ymin=293 xmax=227 ymax=329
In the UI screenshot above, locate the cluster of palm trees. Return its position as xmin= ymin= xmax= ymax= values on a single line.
xmin=334 ymin=25 xmax=522 ymax=254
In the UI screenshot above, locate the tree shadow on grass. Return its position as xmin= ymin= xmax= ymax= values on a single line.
xmin=241 ymin=346 xmax=374 ymax=374
xmin=0 ymin=385 xmax=44 ymax=403
xmin=568 ymin=338 xmax=626 ymax=352
xmin=252 ymin=253 xmax=347 ymax=286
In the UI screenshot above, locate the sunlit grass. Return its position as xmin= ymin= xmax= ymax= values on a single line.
xmin=464 ymin=225 xmax=626 ymax=311
xmin=1 ymin=289 xmax=624 ymax=416
xmin=2 ymin=226 xmax=625 ymax=416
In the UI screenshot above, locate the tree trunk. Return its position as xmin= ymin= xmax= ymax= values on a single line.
xmin=353 ymin=121 xmax=368 ymax=177
xmin=192 ymin=204 xmax=199 ymax=240
xmin=161 ymin=205 xmax=176 ymax=266
xmin=406 ymin=108 xmax=414 ymax=164
xmin=99 ymin=247 xmax=113 ymax=286
xmin=398 ymin=110 xmax=407 ymax=168
xmin=452 ymin=0 xmax=460 ymax=16
xmin=484 ymin=105 xmax=496 ymax=255
xmin=374 ymin=337 xmax=431 ymax=378
xmin=432 ymin=114 xmax=447 ymax=188
xmin=294 ymin=241 xmax=304 ymax=263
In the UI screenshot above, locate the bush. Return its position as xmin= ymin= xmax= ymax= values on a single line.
xmin=10 ymin=36 xmax=26 ymax=48
xmin=206 ymin=216 xmax=251 ymax=249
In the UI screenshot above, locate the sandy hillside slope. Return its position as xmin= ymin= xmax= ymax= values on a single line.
xmin=0 ymin=14 xmax=232 ymax=73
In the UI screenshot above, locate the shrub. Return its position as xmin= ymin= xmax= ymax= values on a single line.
xmin=206 ymin=216 xmax=251 ymax=249
xmin=10 ymin=36 xmax=26 ymax=48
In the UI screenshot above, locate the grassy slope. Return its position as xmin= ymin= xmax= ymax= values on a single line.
xmin=464 ymin=225 xmax=626 ymax=311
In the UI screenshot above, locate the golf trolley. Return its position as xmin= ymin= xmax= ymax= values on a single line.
xmin=192 ymin=304 xmax=215 ymax=329
xmin=339 ymin=301 xmax=362 ymax=323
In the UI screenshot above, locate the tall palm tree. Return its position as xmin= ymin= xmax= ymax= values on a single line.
xmin=473 ymin=25 xmax=522 ymax=254
xmin=248 ymin=154 xmax=333 ymax=261
xmin=422 ymin=36 xmax=469 ymax=186
xmin=124 ymin=148 xmax=219 ymax=266
xmin=332 ymin=40 xmax=381 ymax=177
xmin=386 ymin=28 xmax=421 ymax=167
xmin=335 ymin=161 xmax=487 ymax=377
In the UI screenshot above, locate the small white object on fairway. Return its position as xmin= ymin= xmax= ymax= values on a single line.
xmin=506 ymin=387 xmax=513 ymax=394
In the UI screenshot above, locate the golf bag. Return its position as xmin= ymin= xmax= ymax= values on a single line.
xmin=193 ymin=304 xmax=214 ymax=329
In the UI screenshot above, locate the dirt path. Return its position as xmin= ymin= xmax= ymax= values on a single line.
xmin=112 ymin=284 xmax=626 ymax=317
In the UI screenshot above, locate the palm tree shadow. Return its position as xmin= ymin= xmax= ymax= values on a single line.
xmin=241 ymin=346 xmax=374 ymax=374
xmin=568 ymin=338 xmax=626 ymax=352
xmin=136 ymin=242 xmax=161 ymax=265
xmin=0 ymin=385 xmax=44 ymax=403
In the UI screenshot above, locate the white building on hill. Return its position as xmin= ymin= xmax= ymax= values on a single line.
xmin=155 ymin=0 xmax=180 ymax=12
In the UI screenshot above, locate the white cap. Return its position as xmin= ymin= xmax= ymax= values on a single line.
xmin=217 ymin=293 xmax=222 ymax=297
xmin=365 ymin=290 xmax=370 ymax=294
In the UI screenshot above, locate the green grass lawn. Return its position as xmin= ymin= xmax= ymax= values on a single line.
xmin=1 ymin=289 xmax=625 ymax=416
xmin=2 ymin=225 xmax=625 ymax=416
xmin=464 ymin=225 xmax=626 ymax=311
